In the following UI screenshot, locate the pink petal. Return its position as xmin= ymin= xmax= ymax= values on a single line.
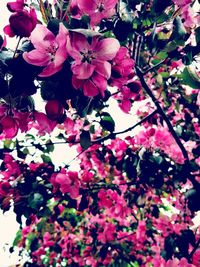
xmin=70 ymin=186 xmax=79 ymax=199
xmin=3 ymin=25 xmax=15 ymax=37
xmin=83 ymin=80 xmax=99 ymax=97
xmin=34 ymin=111 xmax=56 ymax=134
xmin=56 ymin=173 xmax=70 ymax=186
xmin=119 ymin=99 xmax=131 ymax=113
xmin=90 ymin=13 xmax=103 ymax=26
xmin=38 ymin=62 xmax=62 ymax=77
xmin=30 ymin=24 xmax=55 ymax=50
xmin=95 ymin=38 xmax=120 ymax=61
xmin=77 ymin=0 xmax=96 ymax=13
xmin=72 ymin=76 xmax=84 ymax=89
xmin=92 ymin=73 xmax=107 ymax=97
xmin=92 ymin=73 xmax=107 ymax=90
xmin=93 ymin=60 xmax=111 ymax=79
xmin=72 ymin=62 xmax=95 ymax=79
xmin=102 ymin=0 xmax=118 ymax=9
xmin=70 ymin=32 xmax=89 ymax=54
xmin=7 ymin=1 xmax=24 ymax=12
xmin=54 ymin=24 xmax=68 ymax=66
xmin=23 ymin=50 xmax=50 ymax=66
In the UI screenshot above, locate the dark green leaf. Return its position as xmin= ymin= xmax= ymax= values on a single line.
xmin=181 ymin=66 xmax=200 ymax=89
xmin=28 ymin=193 xmax=44 ymax=210
xmin=80 ymin=130 xmax=91 ymax=150
xmin=100 ymin=115 xmax=115 ymax=132
xmin=41 ymin=154 xmax=52 ymax=163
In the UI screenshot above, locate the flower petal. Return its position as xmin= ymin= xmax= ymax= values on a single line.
xmin=3 ymin=25 xmax=15 ymax=37
xmin=72 ymin=62 xmax=95 ymax=79
xmin=77 ymin=0 xmax=96 ymax=13
xmin=54 ymin=24 xmax=68 ymax=66
xmin=38 ymin=62 xmax=62 ymax=77
xmin=83 ymin=80 xmax=99 ymax=97
xmin=72 ymin=76 xmax=84 ymax=89
xmin=95 ymin=38 xmax=120 ymax=60
xmin=92 ymin=73 xmax=107 ymax=97
xmin=93 ymin=60 xmax=111 ymax=79
xmin=23 ymin=49 xmax=50 ymax=66
xmin=30 ymin=24 xmax=55 ymax=50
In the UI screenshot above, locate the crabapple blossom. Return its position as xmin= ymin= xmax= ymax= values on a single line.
xmin=23 ymin=23 xmax=68 ymax=77
xmin=4 ymin=8 xmax=37 ymax=38
xmin=77 ymin=0 xmax=118 ymax=26
xmin=67 ymin=32 xmax=120 ymax=96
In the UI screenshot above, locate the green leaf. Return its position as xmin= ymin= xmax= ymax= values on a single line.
xmin=41 ymin=154 xmax=52 ymax=163
xmin=89 ymin=125 xmax=95 ymax=134
xmin=45 ymin=140 xmax=54 ymax=153
xmin=80 ymin=130 xmax=91 ymax=150
xmin=100 ymin=115 xmax=115 ymax=132
xmin=28 ymin=193 xmax=44 ymax=210
xmin=13 ymin=229 xmax=22 ymax=247
xmin=172 ymin=16 xmax=187 ymax=40
xmin=181 ymin=66 xmax=200 ymax=89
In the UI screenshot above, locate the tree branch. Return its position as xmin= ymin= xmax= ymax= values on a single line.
xmin=143 ymin=58 xmax=168 ymax=75
xmin=93 ymin=109 xmax=157 ymax=144
xmin=136 ymin=66 xmax=199 ymax=188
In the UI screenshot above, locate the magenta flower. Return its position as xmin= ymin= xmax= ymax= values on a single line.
xmin=77 ymin=0 xmax=118 ymax=26
xmin=23 ymin=23 xmax=68 ymax=77
xmin=4 ymin=8 xmax=37 ymax=38
xmin=67 ymin=32 xmax=120 ymax=97
xmin=7 ymin=0 xmax=25 ymax=12
xmin=55 ymin=171 xmax=80 ymax=199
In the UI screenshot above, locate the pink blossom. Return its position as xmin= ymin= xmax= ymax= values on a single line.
xmin=110 ymin=46 xmax=135 ymax=88
xmin=33 ymin=111 xmax=57 ymax=135
xmin=43 ymin=232 xmax=54 ymax=247
xmin=4 ymin=8 xmax=37 ymax=38
xmin=77 ymin=0 xmax=118 ymax=26
xmin=67 ymin=32 xmax=120 ymax=97
xmin=0 ymin=115 xmax=19 ymax=138
xmin=23 ymin=23 xmax=68 ymax=77
xmin=7 ymin=0 xmax=25 ymax=12
xmin=172 ymin=0 xmax=192 ymax=7
xmin=136 ymin=220 xmax=146 ymax=242
xmin=97 ymin=222 xmax=116 ymax=244
xmin=55 ymin=171 xmax=80 ymax=199
xmin=166 ymin=257 xmax=195 ymax=267
xmin=192 ymin=249 xmax=200 ymax=266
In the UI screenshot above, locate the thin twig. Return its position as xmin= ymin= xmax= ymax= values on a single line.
xmin=143 ymin=58 xmax=168 ymax=75
xmin=93 ymin=109 xmax=157 ymax=144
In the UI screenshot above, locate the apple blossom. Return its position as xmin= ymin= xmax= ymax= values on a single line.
xmin=23 ymin=23 xmax=69 ymax=77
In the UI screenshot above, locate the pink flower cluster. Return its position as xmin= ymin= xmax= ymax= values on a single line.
xmin=22 ymin=24 xmax=121 ymax=97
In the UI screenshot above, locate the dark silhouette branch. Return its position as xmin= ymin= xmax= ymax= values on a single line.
xmin=136 ymin=66 xmax=199 ymax=188
xmin=93 ymin=109 xmax=157 ymax=144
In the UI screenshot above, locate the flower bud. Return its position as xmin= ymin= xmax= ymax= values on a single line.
xmin=45 ymin=100 xmax=64 ymax=121
xmin=4 ymin=8 xmax=37 ymax=38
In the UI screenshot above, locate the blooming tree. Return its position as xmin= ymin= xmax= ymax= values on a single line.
xmin=0 ymin=0 xmax=200 ymax=266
